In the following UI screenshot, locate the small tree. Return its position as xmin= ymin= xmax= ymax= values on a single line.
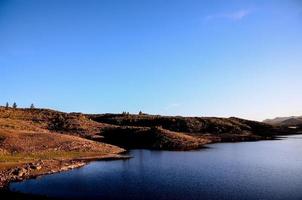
xmin=12 ymin=102 xmax=17 ymax=109
xmin=5 ymin=102 xmax=9 ymax=109
xmin=122 ymin=111 xmax=130 ymax=116
xmin=30 ymin=103 xmax=35 ymax=109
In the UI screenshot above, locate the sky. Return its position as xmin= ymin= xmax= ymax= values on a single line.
xmin=1 ymin=0 xmax=302 ymax=121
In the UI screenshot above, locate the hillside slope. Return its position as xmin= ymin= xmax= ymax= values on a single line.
xmin=0 ymin=108 xmax=125 ymax=187
xmin=0 ymin=108 xmax=210 ymax=151
xmin=0 ymin=107 xmax=282 ymax=153
xmin=101 ymin=126 xmax=210 ymax=150
xmin=88 ymin=114 xmax=277 ymax=138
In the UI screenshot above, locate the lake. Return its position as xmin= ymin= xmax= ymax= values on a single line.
xmin=10 ymin=135 xmax=302 ymax=200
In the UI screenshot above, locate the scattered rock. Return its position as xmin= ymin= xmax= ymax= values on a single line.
xmin=15 ymin=168 xmax=27 ymax=177
xmin=35 ymin=166 xmax=42 ymax=170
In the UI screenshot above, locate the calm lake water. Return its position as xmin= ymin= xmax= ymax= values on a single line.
xmin=10 ymin=135 xmax=302 ymax=200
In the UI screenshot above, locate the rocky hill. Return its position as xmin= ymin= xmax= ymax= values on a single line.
xmin=0 ymin=107 xmax=283 ymax=152
xmin=0 ymin=108 xmax=212 ymax=151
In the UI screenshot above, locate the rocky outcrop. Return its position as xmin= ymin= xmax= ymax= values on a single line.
xmin=0 ymin=156 xmax=129 ymax=188
xmin=0 ymin=162 xmax=43 ymax=187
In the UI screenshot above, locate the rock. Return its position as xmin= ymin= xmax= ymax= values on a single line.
xmin=16 ymin=168 xmax=27 ymax=177
xmin=29 ymin=163 xmax=42 ymax=170
xmin=35 ymin=166 xmax=42 ymax=170
xmin=31 ymin=165 xmax=42 ymax=170
xmin=0 ymin=177 xmax=5 ymax=182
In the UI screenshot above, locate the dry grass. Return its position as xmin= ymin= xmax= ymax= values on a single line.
xmin=0 ymin=110 xmax=125 ymax=170
xmin=0 ymin=150 xmax=116 ymax=169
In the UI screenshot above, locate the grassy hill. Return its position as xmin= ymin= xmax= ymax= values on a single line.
xmin=0 ymin=107 xmax=125 ymax=187
xmin=0 ymin=107 xmax=282 ymax=154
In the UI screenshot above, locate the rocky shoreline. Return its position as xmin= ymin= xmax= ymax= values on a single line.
xmin=0 ymin=154 xmax=130 ymax=189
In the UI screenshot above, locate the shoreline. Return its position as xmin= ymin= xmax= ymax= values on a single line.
xmin=0 ymin=153 xmax=131 ymax=191
xmin=1 ymin=134 xmax=295 ymax=199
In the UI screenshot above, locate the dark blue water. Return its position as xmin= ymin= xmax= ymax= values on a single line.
xmin=10 ymin=135 xmax=302 ymax=200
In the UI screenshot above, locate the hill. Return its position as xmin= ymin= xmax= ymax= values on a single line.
xmin=0 ymin=107 xmax=126 ymax=187
xmin=89 ymin=114 xmax=277 ymax=141
xmin=0 ymin=107 xmax=282 ymax=153
xmin=263 ymin=116 xmax=302 ymax=134
xmin=0 ymin=107 xmax=210 ymax=150
xmin=264 ymin=116 xmax=302 ymax=126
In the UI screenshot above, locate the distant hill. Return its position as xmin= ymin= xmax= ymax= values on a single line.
xmin=263 ymin=116 xmax=302 ymax=126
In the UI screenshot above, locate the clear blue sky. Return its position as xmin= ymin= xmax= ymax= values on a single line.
xmin=1 ymin=0 xmax=302 ymax=121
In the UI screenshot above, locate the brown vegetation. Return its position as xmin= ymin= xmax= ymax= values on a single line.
xmin=89 ymin=114 xmax=277 ymax=137
xmin=0 ymin=107 xmax=125 ymax=188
